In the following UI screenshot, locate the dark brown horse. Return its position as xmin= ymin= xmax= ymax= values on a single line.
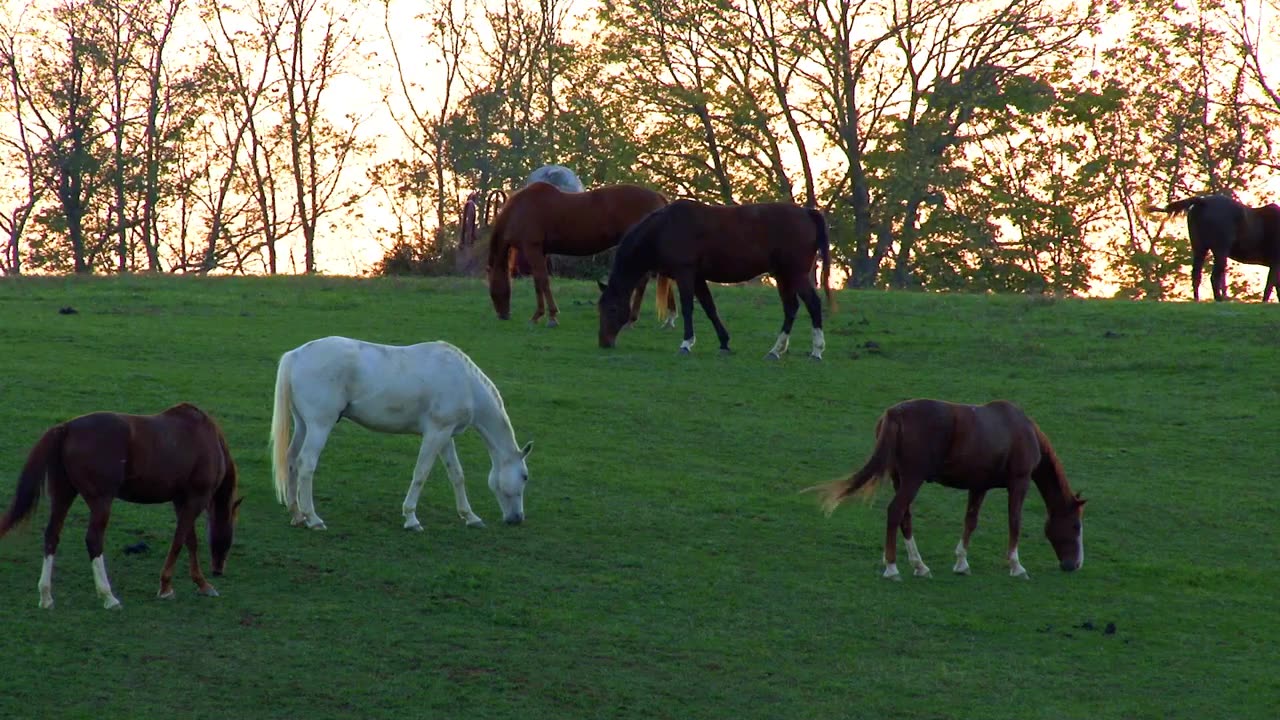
xmin=486 ymin=181 xmax=671 ymax=326
xmin=0 ymin=403 xmax=241 ymax=609
xmin=807 ymin=399 xmax=1085 ymax=580
xmin=1147 ymin=194 xmax=1280 ymax=301
xmin=597 ymin=199 xmax=834 ymax=358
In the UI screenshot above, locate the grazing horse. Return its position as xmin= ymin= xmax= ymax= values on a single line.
xmin=1147 ymin=194 xmax=1280 ymax=301
xmin=597 ymin=199 xmax=835 ymax=358
xmin=0 ymin=403 xmax=241 ymax=609
xmin=807 ymin=399 xmax=1085 ymax=580
xmin=487 ymin=181 xmax=670 ymax=327
xmin=270 ymin=336 xmax=533 ymax=531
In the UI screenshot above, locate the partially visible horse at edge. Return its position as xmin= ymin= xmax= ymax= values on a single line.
xmin=270 ymin=336 xmax=533 ymax=531
xmin=806 ymin=399 xmax=1085 ymax=580
xmin=597 ymin=199 xmax=835 ymax=358
xmin=486 ymin=181 xmax=673 ymax=327
xmin=1147 ymin=194 xmax=1280 ymax=301
xmin=0 ymin=403 xmax=241 ymax=609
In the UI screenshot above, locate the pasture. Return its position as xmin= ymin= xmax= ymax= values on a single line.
xmin=0 ymin=275 xmax=1276 ymax=719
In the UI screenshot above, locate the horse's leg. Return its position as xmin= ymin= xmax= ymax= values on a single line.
xmin=627 ymin=274 xmax=652 ymax=327
xmin=286 ymin=408 xmax=308 ymax=526
xmin=38 ymin=474 xmax=78 ymax=609
xmin=896 ymin=478 xmax=931 ymax=578
xmin=1006 ymin=479 xmax=1031 ymax=579
xmin=401 ymin=426 xmax=453 ymax=531
xmin=1264 ymin=264 xmax=1278 ymax=302
xmin=438 ymin=438 xmax=485 ymax=528
xmin=797 ymin=282 xmax=825 ymax=360
xmin=84 ymin=497 xmax=122 ymax=609
xmin=882 ymin=475 xmax=924 ymax=580
xmin=766 ymin=282 xmax=799 ymax=360
xmin=294 ymin=418 xmax=336 ymax=530
xmin=1191 ymin=245 xmax=1206 ymax=302
xmin=953 ymin=489 xmax=987 ymax=575
xmin=159 ymin=500 xmax=214 ymax=598
xmin=184 ymin=511 xmax=218 ymax=597
xmin=693 ymin=278 xmax=731 ymax=354
xmin=676 ymin=275 xmax=697 ymax=354
xmin=527 ymin=249 xmax=557 ymax=326
xmin=1211 ymin=251 xmax=1229 ymax=302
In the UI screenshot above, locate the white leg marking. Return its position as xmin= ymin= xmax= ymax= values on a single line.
xmin=38 ymin=554 xmax=55 ymax=609
xmin=905 ymin=537 xmax=932 ymax=578
xmin=882 ymin=562 xmax=902 ymax=580
xmin=679 ymin=337 xmax=696 ymax=352
xmin=953 ymin=541 xmax=970 ymax=575
xmin=1077 ymin=524 xmax=1084 ymax=569
xmin=402 ymin=428 xmax=451 ymax=531
xmin=441 ymin=440 xmax=484 ymax=528
xmin=91 ymin=556 xmax=122 ymax=610
xmin=810 ymin=328 xmax=825 ymax=359
xmin=1008 ymin=548 xmax=1029 ymax=579
xmin=766 ymin=332 xmax=790 ymax=359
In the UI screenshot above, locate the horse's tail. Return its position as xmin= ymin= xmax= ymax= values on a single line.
xmin=803 ymin=411 xmax=898 ymax=515
xmin=655 ymin=274 xmax=675 ymax=322
xmin=809 ymin=208 xmax=837 ymax=312
xmin=1145 ymin=197 xmax=1202 ymax=217
xmin=270 ymin=350 xmax=294 ymax=506
xmin=0 ymin=424 xmax=68 ymax=538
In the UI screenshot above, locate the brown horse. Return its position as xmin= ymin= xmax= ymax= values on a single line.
xmin=486 ymin=181 xmax=671 ymax=326
xmin=1147 ymin=194 xmax=1280 ymax=301
xmin=0 ymin=403 xmax=241 ymax=609
xmin=807 ymin=399 xmax=1085 ymax=580
xmin=597 ymin=199 xmax=835 ymax=358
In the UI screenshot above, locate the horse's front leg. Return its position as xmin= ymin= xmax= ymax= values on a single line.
xmin=1211 ymin=252 xmax=1229 ymax=302
xmin=438 ymin=439 xmax=485 ymax=528
xmin=402 ymin=428 xmax=452 ymax=531
xmin=627 ymin=274 xmax=652 ymax=327
xmin=84 ymin=498 xmax=122 ymax=610
xmin=184 ymin=518 xmax=218 ymax=597
xmin=1190 ymin=247 xmax=1206 ymax=302
xmin=954 ymin=489 xmax=987 ymax=575
xmin=676 ymin=276 xmax=697 ymax=354
xmin=158 ymin=501 xmax=191 ymax=599
xmin=693 ymin=279 xmax=731 ymax=354
xmin=1263 ymin=264 xmax=1278 ymax=302
xmin=528 ymin=251 xmax=557 ymax=326
xmin=1006 ymin=481 xmax=1030 ymax=579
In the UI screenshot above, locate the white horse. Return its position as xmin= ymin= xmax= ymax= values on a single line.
xmin=269 ymin=336 xmax=532 ymax=530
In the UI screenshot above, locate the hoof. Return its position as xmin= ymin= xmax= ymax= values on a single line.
xmin=764 ymin=351 xmax=781 ymax=361
xmin=157 ymin=589 xmax=176 ymax=600
xmin=953 ymin=563 xmax=971 ymax=575
xmin=39 ymin=599 xmax=53 ymax=610
xmin=678 ymin=347 xmax=691 ymax=355
xmin=1011 ymin=569 xmax=1030 ymax=580
xmin=197 ymin=586 xmax=220 ymax=597
xmin=719 ymin=348 xmax=732 ymax=356
xmin=547 ymin=318 xmax=559 ymax=328
xmin=883 ymin=572 xmax=902 ymax=582
xmin=290 ymin=517 xmax=307 ymax=527
xmin=466 ymin=519 xmax=487 ymax=529
xmin=809 ymin=353 xmax=823 ymax=361
xmin=914 ymin=567 xmax=933 ymax=578
xmin=404 ymin=522 xmax=424 ymax=532
xmin=103 ymin=597 xmax=123 ymax=610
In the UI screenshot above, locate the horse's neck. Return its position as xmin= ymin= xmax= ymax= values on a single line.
xmin=470 ymin=380 xmax=521 ymax=464
xmin=1031 ymin=463 xmax=1073 ymax=516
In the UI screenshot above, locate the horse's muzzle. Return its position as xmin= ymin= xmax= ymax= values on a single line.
xmin=504 ymin=512 xmax=524 ymax=526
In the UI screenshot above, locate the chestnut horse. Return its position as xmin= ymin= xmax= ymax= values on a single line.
xmin=807 ymin=399 xmax=1085 ymax=580
xmin=0 ymin=403 xmax=241 ymax=609
xmin=1147 ymin=194 xmax=1280 ymax=301
xmin=597 ymin=199 xmax=834 ymax=358
xmin=487 ymin=181 xmax=672 ymax=327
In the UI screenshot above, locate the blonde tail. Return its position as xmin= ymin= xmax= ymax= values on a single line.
xmin=802 ymin=412 xmax=897 ymax=515
xmin=270 ymin=351 xmax=294 ymax=505
xmin=655 ymin=275 xmax=675 ymax=323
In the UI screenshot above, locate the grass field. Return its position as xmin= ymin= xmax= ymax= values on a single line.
xmin=0 ymin=275 xmax=1276 ymax=719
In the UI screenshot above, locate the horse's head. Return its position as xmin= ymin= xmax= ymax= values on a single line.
xmin=1044 ymin=494 xmax=1086 ymax=571
xmin=597 ymin=280 xmax=631 ymax=348
xmin=489 ymin=441 xmax=533 ymax=525
xmin=488 ymin=264 xmax=512 ymax=320
xmin=208 ymin=495 xmax=243 ymax=576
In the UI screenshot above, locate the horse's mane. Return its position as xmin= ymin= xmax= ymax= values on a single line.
xmin=605 ymin=205 xmax=668 ymax=295
xmin=1031 ymin=423 xmax=1075 ymax=509
xmin=440 ymin=342 xmax=505 ymax=410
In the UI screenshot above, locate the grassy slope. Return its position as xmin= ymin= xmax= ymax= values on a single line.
xmin=0 ymin=276 xmax=1276 ymax=719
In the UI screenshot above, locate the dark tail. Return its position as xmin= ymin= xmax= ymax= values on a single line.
xmin=0 ymin=424 xmax=67 ymax=537
xmin=808 ymin=208 xmax=836 ymax=312
xmin=1145 ymin=197 xmax=1203 ymax=217
xmin=803 ymin=411 xmax=898 ymax=514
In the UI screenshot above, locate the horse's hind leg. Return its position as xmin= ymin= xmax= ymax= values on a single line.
xmin=892 ymin=473 xmax=931 ymax=578
xmin=84 ymin=497 xmax=122 ymax=609
xmin=953 ymin=489 xmax=987 ymax=575
xmin=1210 ymin=251 xmax=1229 ymax=301
xmin=401 ymin=428 xmax=453 ymax=531
xmin=38 ymin=474 xmax=78 ymax=609
xmin=295 ymin=419 xmax=336 ymax=530
xmin=882 ymin=474 xmax=924 ymax=581
xmin=286 ymin=408 xmax=308 ymax=526
xmin=766 ymin=283 xmax=799 ymax=360
xmin=1190 ymin=245 xmax=1207 ymax=301
xmin=798 ymin=282 xmax=825 ymax=360
xmin=1264 ymin=265 xmax=1278 ymax=302
xmin=439 ymin=439 xmax=485 ymax=528
xmin=693 ymin=279 xmax=731 ymax=353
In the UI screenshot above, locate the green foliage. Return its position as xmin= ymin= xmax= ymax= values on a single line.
xmin=0 ymin=276 xmax=1278 ymax=718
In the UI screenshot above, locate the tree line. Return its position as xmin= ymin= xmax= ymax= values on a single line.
xmin=1 ymin=0 xmax=1277 ymax=298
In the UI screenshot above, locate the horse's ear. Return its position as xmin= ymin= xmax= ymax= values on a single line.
xmin=234 ymin=496 xmax=245 ymax=511
xmin=596 ymin=280 xmax=608 ymax=294
xmin=1075 ymin=494 xmax=1087 ymax=507
xmin=520 ymin=441 xmax=533 ymax=459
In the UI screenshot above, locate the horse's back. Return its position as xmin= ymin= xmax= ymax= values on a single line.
xmin=891 ymin=399 xmax=1039 ymax=486
xmin=654 ymin=200 xmax=819 ymax=280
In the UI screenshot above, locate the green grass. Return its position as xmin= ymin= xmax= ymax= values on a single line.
xmin=0 ymin=275 xmax=1277 ymax=719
